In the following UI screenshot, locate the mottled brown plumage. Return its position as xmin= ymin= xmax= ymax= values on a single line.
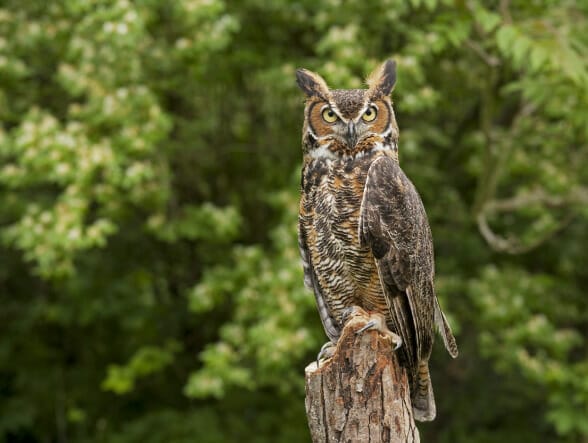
xmin=296 ymin=60 xmax=458 ymax=421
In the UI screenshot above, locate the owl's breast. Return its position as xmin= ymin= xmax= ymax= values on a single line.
xmin=299 ymin=153 xmax=390 ymax=326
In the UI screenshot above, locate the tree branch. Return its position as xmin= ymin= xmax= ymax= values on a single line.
xmin=476 ymin=187 xmax=586 ymax=254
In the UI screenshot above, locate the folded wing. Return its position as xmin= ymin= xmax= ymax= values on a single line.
xmin=359 ymin=155 xmax=458 ymax=363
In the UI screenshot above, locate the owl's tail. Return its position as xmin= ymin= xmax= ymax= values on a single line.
xmin=411 ymin=361 xmax=436 ymax=422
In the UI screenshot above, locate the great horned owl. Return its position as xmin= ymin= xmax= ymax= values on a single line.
xmin=296 ymin=60 xmax=458 ymax=421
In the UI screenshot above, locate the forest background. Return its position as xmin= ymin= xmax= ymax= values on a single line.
xmin=1 ymin=0 xmax=587 ymax=442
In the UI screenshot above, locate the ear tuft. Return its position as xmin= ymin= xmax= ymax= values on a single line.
xmin=295 ymin=68 xmax=330 ymax=100
xmin=367 ymin=59 xmax=397 ymax=97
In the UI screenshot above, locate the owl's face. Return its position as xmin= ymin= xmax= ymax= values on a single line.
xmin=296 ymin=60 xmax=399 ymax=160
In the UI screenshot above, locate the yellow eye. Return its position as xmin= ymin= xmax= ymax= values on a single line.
xmin=362 ymin=105 xmax=377 ymax=122
xmin=322 ymin=108 xmax=338 ymax=123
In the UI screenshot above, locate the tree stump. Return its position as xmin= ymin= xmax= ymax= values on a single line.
xmin=305 ymin=307 xmax=420 ymax=443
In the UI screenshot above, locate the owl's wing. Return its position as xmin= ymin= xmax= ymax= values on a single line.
xmin=359 ymin=155 xmax=458 ymax=361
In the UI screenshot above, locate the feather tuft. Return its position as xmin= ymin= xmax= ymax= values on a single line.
xmin=366 ymin=59 xmax=397 ymax=98
xmin=295 ymin=68 xmax=331 ymax=101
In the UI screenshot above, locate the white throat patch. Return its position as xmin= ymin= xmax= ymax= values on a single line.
xmin=309 ymin=143 xmax=338 ymax=160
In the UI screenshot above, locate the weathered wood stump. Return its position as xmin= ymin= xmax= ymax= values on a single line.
xmin=305 ymin=307 xmax=420 ymax=443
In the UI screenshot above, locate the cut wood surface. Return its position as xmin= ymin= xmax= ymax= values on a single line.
xmin=305 ymin=307 xmax=420 ymax=443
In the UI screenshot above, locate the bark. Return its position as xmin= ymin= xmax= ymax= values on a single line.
xmin=305 ymin=307 xmax=420 ymax=443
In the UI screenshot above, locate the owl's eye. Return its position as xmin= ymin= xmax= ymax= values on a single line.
xmin=362 ymin=105 xmax=378 ymax=122
xmin=322 ymin=108 xmax=338 ymax=123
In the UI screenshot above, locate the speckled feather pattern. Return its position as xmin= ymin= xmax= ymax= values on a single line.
xmin=299 ymin=152 xmax=392 ymax=335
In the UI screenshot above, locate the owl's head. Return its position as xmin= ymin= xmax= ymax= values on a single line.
xmin=296 ymin=60 xmax=399 ymax=160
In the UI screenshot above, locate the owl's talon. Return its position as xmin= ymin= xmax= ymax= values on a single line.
xmin=316 ymin=341 xmax=336 ymax=365
xmin=356 ymin=320 xmax=377 ymax=335
xmin=392 ymin=334 xmax=403 ymax=351
xmin=355 ymin=314 xmax=403 ymax=351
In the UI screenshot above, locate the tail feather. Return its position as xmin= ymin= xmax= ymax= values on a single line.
xmin=412 ymin=361 xmax=436 ymax=422
xmin=434 ymin=299 xmax=459 ymax=358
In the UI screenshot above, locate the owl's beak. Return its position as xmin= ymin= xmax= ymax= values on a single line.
xmin=346 ymin=122 xmax=357 ymax=147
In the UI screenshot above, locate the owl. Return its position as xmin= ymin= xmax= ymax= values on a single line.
xmin=296 ymin=60 xmax=458 ymax=421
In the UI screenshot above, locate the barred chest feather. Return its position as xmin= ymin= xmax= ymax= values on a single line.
xmin=299 ymin=150 xmax=392 ymax=334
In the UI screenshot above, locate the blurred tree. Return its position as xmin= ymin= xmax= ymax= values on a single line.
xmin=0 ymin=0 xmax=586 ymax=442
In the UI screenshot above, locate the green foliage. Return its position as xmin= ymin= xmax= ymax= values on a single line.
xmin=470 ymin=266 xmax=588 ymax=438
xmin=0 ymin=0 xmax=587 ymax=442
xmin=103 ymin=341 xmax=181 ymax=394
xmin=185 ymin=190 xmax=321 ymax=400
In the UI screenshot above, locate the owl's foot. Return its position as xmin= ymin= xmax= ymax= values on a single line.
xmin=316 ymin=341 xmax=336 ymax=365
xmin=356 ymin=313 xmax=403 ymax=351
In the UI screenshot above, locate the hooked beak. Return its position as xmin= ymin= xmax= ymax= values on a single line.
xmin=346 ymin=122 xmax=357 ymax=147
